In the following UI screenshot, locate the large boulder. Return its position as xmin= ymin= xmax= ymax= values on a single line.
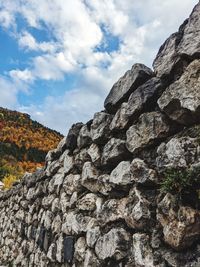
xmin=77 ymin=124 xmax=92 ymax=149
xmin=81 ymin=162 xmax=112 ymax=195
xmin=157 ymin=193 xmax=200 ymax=250
xmin=126 ymin=112 xmax=172 ymax=154
xmin=62 ymin=211 xmax=92 ymax=235
xmin=97 ymin=198 xmax=128 ymax=225
xmin=109 ymin=161 xmax=134 ymax=186
xmin=63 ymin=174 xmax=81 ymax=195
xmin=77 ymin=193 xmax=99 ymax=211
xmin=101 ymin=138 xmax=130 ymax=166
xmin=124 ymin=187 xmax=153 ymax=230
xmin=130 ymin=158 xmax=158 ymax=185
xmin=158 ymin=60 xmax=200 ymax=125
xmin=90 ymin=112 xmax=112 ymax=144
xmin=95 ymin=228 xmax=130 ymax=260
xmin=104 ymin=64 xmax=153 ymax=113
xmin=88 ymin=143 xmax=101 ymax=166
xmin=110 ymin=77 xmax=162 ymax=131
xmin=132 ymin=233 xmax=162 ymax=267
xmin=74 ymin=148 xmax=91 ymax=172
xmin=153 ymin=2 xmax=200 ymax=78
xmin=65 ymin=123 xmax=83 ymax=152
xmin=156 ymin=136 xmax=200 ymax=171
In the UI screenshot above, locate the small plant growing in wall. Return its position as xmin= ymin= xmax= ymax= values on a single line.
xmin=161 ymin=166 xmax=200 ymax=208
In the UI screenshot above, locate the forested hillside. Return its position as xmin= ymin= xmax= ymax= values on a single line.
xmin=0 ymin=107 xmax=63 ymax=188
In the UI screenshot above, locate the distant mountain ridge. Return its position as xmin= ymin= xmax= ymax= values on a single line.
xmin=0 ymin=107 xmax=63 ymax=187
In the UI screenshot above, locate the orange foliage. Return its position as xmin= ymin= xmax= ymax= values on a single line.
xmin=0 ymin=107 xmax=63 ymax=187
xmin=18 ymin=161 xmax=44 ymax=173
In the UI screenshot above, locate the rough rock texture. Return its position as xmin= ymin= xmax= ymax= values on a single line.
xmin=104 ymin=63 xmax=153 ymax=113
xmin=158 ymin=60 xmax=200 ymax=125
xmin=157 ymin=193 xmax=200 ymax=250
xmin=1 ymin=3 xmax=200 ymax=267
xmin=156 ymin=136 xmax=200 ymax=171
xmin=110 ymin=77 xmax=162 ymax=131
xmin=126 ymin=111 xmax=172 ymax=154
xmin=153 ymin=2 xmax=200 ymax=79
xmin=91 ymin=112 xmax=112 ymax=144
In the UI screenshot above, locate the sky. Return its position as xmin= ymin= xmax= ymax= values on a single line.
xmin=0 ymin=0 xmax=198 ymax=134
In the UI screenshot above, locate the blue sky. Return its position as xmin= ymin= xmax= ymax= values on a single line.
xmin=0 ymin=0 xmax=197 ymax=134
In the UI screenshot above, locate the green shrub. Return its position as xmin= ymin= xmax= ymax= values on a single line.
xmin=161 ymin=167 xmax=200 ymax=194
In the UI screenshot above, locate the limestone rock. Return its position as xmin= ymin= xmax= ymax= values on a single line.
xmin=74 ymin=148 xmax=90 ymax=171
xmin=62 ymin=212 xmax=92 ymax=235
xmin=77 ymin=193 xmax=99 ymax=211
xmin=104 ymin=63 xmax=153 ymax=113
xmin=45 ymin=149 xmax=59 ymax=165
xmin=110 ymin=161 xmax=134 ymax=186
xmin=156 ymin=137 xmax=200 ymax=171
xmin=51 ymin=215 xmax=62 ymax=234
xmin=110 ymin=77 xmax=162 ymax=131
xmin=81 ymin=162 xmax=99 ymax=191
xmin=130 ymin=158 xmax=158 ymax=185
xmin=95 ymin=228 xmax=130 ymax=260
xmin=63 ymin=174 xmax=81 ymax=195
xmin=153 ymin=2 xmax=200 ymax=78
xmin=158 ymin=60 xmax=200 ymax=125
xmin=97 ymin=198 xmax=127 ymax=225
xmin=47 ymin=243 xmax=57 ymax=262
xmin=126 ymin=112 xmax=172 ymax=154
xmin=81 ymin=163 xmax=112 ymax=194
xmin=74 ymin=237 xmax=87 ymax=262
xmin=69 ymin=192 xmax=78 ymax=208
xmin=45 ymin=160 xmax=60 ymax=177
xmin=88 ymin=143 xmax=101 ymax=165
xmin=125 ymin=187 xmax=153 ymax=230
xmin=84 ymin=249 xmax=100 ymax=267
xmin=86 ymin=226 xmax=101 ymax=248
xmin=63 ymin=153 xmax=74 ymax=174
xmin=60 ymin=192 xmax=70 ymax=213
xmin=45 ymin=136 xmax=68 ymax=164
xmin=42 ymin=195 xmax=55 ymax=209
xmin=41 ymin=210 xmax=54 ymax=230
xmin=56 ymin=235 xmax=64 ymax=263
xmin=51 ymin=198 xmax=61 ymax=213
xmin=48 ymin=173 xmax=64 ymax=195
xmin=102 ymin=138 xmax=130 ymax=166
xmin=132 ymin=233 xmax=160 ymax=267
xmin=77 ymin=124 xmax=92 ymax=149
xmin=65 ymin=123 xmax=83 ymax=151
xmin=90 ymin=112 xmax=112 ymax=144
xmin=157 ymin=193 xmax=200 ymax=250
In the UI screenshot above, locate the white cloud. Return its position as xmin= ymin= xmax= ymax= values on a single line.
xmin=0 ymin=10 xmax=15 ymax=29
xmin=18 ymin=31 xmax=57 ymax=53
xmin=85 ymin=0 xmax=129 ymax=35
xmin=32 ymin=52 xmax=77 ymax=81
xmin=19 ymin=88 xmax=104 ymax=134
xmin=9 ymin=69 xmax=34 ymax=82
xmin=0 ymin=76 xmax=18 ymax=108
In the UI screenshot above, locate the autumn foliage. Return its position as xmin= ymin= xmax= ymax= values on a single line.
xmin=0 ymin=107 xmax=63 ymax=189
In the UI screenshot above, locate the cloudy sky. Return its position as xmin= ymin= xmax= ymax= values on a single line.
xmin=0 ymin=0 xmax=197 ymax=134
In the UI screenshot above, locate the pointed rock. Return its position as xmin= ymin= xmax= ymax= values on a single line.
xmin=153 ymin=2 xmax=200 ymax=78
xmin=95 ymin=228 xmax=130 ymax=260
xmin=90 ymin=112 xmax=113 ymax=144
xmin=126 ymin=112 xmax=172 ymax=154
xmin=158 ymin=60 xmax=200 ymax=125
xmin=110 ymin=77 xmax=162 ymax=131
xmin=104 ymin=64 xmax=153 ymax=113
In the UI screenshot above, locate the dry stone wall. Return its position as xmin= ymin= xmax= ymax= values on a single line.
xmin=1 ymin=2 xmax=200 ymax=267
